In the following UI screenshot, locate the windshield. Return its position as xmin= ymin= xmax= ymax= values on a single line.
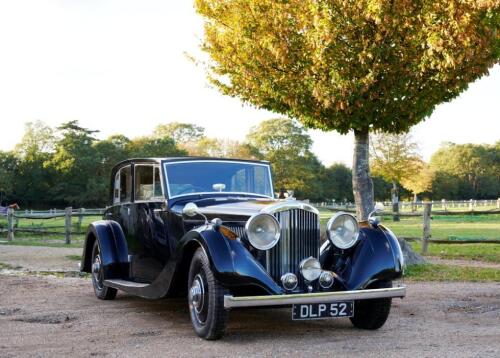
xmin=164 ymin=160 xmax=273 ymax=199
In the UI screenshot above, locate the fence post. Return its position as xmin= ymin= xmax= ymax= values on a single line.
xmin=422 ymin=202 xmax=432 ymax=255
xmin=65 ymin=207 xmax=72 ymax=244
xmin=7 ymin=208 xmax=14 ymax=241
xmin=77 ymin=208 xmax=84 ymax=233
xmin=497 ymin=198 xmax=500 ymax=209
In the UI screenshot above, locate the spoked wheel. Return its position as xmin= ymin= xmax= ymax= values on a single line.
xmin=188 ymin=248 xmax=228 ymax=340
xmin=91 ymin=240 xmax=117 ymax=300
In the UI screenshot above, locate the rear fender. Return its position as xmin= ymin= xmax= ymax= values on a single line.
xmin=81 ymin=220 xmax=129 ymax=280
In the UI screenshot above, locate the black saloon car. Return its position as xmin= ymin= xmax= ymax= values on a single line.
xmin=81 ymin=157 xmax=406 ymax=339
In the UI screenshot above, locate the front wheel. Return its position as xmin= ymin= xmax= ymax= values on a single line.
xmin=188 ymin=248 xmax=228 ymax=340
xmin=350 ymin=281 xmax=392 ymax=330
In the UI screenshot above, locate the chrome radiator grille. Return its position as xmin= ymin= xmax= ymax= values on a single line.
xmin=267 ymin=209 xmax=320 ymax=285
xmin=225 ymin=225 xmax=246 ymax=239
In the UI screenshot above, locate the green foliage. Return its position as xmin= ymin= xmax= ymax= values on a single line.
xmin=0 ymin=151 xmax=17 ymax=202
xmin=370 ymin=132 xmax=421 ymax=183
xmin=246 ymin=118 xmax=318 ymax=196
xmin=321 ymin=163 xmax=354 ymax=203
xmin=1 ymin=119 xmax=499 ymax=208
xmin=126 ymin=136 xmax=186 ymax=158
xmin=195 ymin=0 xmax=499 ymax=134
xmin=14 ymin=121 xmax=55 ymax=160
xmin=2 ymin=121 xmax=188 ymax=208
xmin=195 ymin=0 xmax=499 ymax=218
xmin=430 ymin=143 xmax=500 ymax=199
xmin=154 ymin=122 xmax=205 ymax=144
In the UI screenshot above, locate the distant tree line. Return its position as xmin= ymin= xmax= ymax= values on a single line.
xmin=0 ymin=119 xmax=498 ymax=208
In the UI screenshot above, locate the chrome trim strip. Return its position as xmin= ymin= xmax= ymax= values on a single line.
xmin=261 ymin=201 xmax=319 ymax=215
xmin=223 ymin=286 xmax=406 ymax=308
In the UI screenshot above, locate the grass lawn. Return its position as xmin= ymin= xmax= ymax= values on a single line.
xmin=410 ymin=242 xmax=500 ymax=263
xmin=386 ymin=214 xmax=500 ymax=241
xmin=405 ymin=264 xmax=500 ymax=282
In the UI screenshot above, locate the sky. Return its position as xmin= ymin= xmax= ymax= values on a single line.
xmin=0 ymin=0 xmax=498 ymax=167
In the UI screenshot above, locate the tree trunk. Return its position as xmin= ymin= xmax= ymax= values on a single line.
xmin=352 ymin=129 xmax=374 ymax=221
xmin=391 ymin=181 xmax=400 ymax=221
xmin=412 ymin=193 xmax=417 ymax=212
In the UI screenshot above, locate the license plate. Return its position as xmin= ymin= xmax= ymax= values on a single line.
xmin=292 ymin=301 xmax=354 ymax=320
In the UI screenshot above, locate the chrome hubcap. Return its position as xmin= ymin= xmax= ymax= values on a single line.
xmin=190 ymin=274 xmax=205 ymax=314
xmin=92 ymin=254 xmax=103 ymax=290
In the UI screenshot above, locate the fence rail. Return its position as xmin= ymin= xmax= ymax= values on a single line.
xmin=315 ymin=198 xmax=500 ymax=212
xmin=2 ymin=202 xmax=499 ymax=252
xmin=0 ymin=207 xmax=105 ymax=244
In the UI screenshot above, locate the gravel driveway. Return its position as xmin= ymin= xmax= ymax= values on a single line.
xmin=0 ymin=274 xmax=498 ymax=358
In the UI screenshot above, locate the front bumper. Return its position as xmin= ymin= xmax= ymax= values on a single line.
xmin=224 ymin=286 xmax=406 ymax=308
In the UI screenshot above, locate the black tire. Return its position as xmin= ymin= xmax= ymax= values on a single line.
xmin=188 ymin=248 xmax=228 ymax=340
xmin=350 ymin=281 xmax=392 ymax=330
xmin=91 ymin=240 xmax=117 ymax=300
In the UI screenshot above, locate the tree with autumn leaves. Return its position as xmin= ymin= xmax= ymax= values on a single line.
xmin=195 ymin=0 xmax=500 ymax=219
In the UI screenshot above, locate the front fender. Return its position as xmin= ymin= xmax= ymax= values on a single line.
xmin=81 ymin=220 xmax=129 ymax=280
xmin=321 ymin=225 xmax=404 ymax=291
xmin=179 ymin=226 xmax=282 ymax=295
xmin=347 ymin=226 xmax=404 ymax=290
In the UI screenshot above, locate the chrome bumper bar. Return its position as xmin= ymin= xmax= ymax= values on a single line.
xmin=224 ymin=286 xmax=406 ymax=309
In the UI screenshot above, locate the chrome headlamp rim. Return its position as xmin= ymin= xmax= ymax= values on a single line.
xmin=326 ymin=212 xmax=360 ymax=250
xmin=299 ymin=257 xmax=322 ymax=282
xmin=244 ymin=213 xmax=281 ymax=250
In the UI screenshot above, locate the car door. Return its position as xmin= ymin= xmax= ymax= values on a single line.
xmin=128 ymin=164 xmax=170 ymax=283
xmin=107 ymin=164 xmax=133 ymax=241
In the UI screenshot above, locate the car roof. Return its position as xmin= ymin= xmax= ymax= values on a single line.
xmin=111 ymin=157 xmax=270 ymax=172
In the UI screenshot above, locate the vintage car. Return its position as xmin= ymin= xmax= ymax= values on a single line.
xmin=81 ymin=157 xmax=405 ymax=340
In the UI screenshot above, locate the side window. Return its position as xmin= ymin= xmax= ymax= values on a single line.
xmin=113 ymin=172 xmax=120 ymax=204
xmin=154 ymin=166 xmax=162 ymax=198
xmin=135 ymin=165 xmax=163 ymax=201
xmin=135 ymin=165 xmax=154 ymax=201
xmin=114 ymin=165 xmax=132 ymax=204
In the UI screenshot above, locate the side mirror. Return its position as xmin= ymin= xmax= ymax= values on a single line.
xmin=183 ymin=202 xmax=209 ymax=224
xmin=374 ymin=202 xmax=385 ymax=212
xmin=183 ymin=202 xmax=200 ymax=217
xmin=368 ymin=202 xmax=385 ymax=225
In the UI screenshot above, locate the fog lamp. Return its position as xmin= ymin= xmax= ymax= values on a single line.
xmin=319 ymin=271 xmax=334 ymax=289
xmin=280 ymin=273 xmax=298 ymax=291
xmin=299 ymin=257 xmax=322 ymax=282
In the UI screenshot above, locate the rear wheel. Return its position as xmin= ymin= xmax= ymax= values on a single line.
xmin=188 ymin=248 xmax=228 ymax=340
xmin=91 ymin=240 xmax=117 ymax=300
xmin=350 ymin=281 xmax=392 ymax=330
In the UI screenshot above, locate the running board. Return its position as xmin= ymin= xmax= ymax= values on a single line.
xmin=104 ymin=279 xmax=149 ymax=290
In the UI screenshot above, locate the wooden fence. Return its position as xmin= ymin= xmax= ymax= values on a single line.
xmin=2 ymin=203 xmax=499 ymax=251
xmin=316 ymin=198 xmax=500 ymax=212
xmin=0 ymin=207 xmax=104 ymax=244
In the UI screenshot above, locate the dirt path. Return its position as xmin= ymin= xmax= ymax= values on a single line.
xmin=0 ymin=274 xmax=499 ymax=358
xmin=0 ymin=245 xmax=82 ymax=272
xmin=428 ymin=257 xmax=500 ymax=269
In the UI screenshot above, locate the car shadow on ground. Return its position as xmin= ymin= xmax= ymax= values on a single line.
xmin=111 ymin=292 xmax=359 ymax=342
